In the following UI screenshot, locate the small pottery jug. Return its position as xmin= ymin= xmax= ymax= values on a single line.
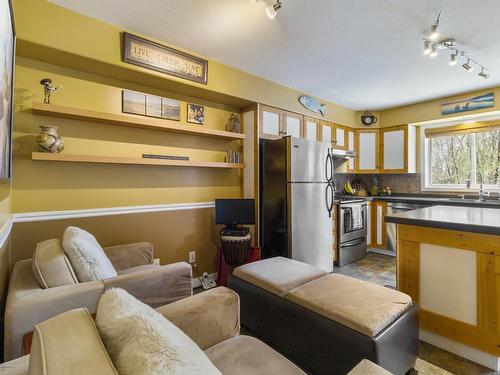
xmin=226 ymin=114 xmax=241 ymax=133
xmin=36 ymin=125 xmax=64 ymax=153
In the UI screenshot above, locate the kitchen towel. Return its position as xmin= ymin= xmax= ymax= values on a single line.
xmin=350 ymin=206 xmax=363 ymax=230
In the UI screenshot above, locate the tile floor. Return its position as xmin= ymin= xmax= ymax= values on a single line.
xmin=332 ymin=251 xmax=499 ymax=375
xmin=332 ymin=251 xmax=397 ymax=288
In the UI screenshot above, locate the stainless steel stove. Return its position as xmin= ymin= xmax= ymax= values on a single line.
xmin=334 ymin=197 xmax=368 ymax=267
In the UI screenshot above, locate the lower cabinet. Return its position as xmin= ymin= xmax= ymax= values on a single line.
xmin=369 ymin=201 xmax=387 ymax=249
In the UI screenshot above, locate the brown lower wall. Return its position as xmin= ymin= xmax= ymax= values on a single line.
xmin=11 ymin=207 xmax=220 ymax=275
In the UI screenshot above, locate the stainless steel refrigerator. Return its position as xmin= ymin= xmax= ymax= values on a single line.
xmin=260 ymin=136 xmax=335 ymax=272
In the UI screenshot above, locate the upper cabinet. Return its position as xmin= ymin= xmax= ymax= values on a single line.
xmin=355 ymin=129 xmax=379 ymax=173
xmin=304 ymin=116 xmax=319 ymax=141
xmin=380 ymin=125 xmax=416 ymax=173
xmin=283 ymin=111 xmax=303 ymax=138
xmin=346 ymin=129 xmax=356 ymax=172
xmin=319 ymin=121 xmax=335 ymax=145
xmin=260 ymin=105 xmax=283 ymax=139
xmin=334 ymin=125 xmax=347 ymax=150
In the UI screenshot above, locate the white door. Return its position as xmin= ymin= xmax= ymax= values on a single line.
xmin=359 ymin=132 xmax=377 ymax=170
xmin=383 ymin=130 xmax=405 ymax=170
xmin=322 ymin=125 xmax=332 ymax=143
xmin=336 ymin=127 xmax=345 ymax=148
xmin=285 ymin=115 xmax=302 ymax=138
xmin=348 ymin=130 xmax=355 ymax=170
xmin=305 ymin=119 xmax=318 ymax=141
xmin=262 ymin=110 xmax=281 ymax=137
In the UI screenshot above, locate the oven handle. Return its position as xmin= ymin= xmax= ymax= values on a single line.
xmin=341 ymin=239 xmax=366 ymax=248
xmin=340 ymin=204 xmax=367 ymax=210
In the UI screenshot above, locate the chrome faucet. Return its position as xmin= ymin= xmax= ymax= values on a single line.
xmin=466 ymin=170 xmax=489 ymax=202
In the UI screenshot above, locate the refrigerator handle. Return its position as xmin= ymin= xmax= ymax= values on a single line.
xmin=325 ymin=149 xmax=333 ymax=183
xmin=325 ymin=183 xmax=334 ymax=218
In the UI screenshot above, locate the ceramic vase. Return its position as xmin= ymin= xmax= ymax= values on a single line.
xmin=36 ymin=125 xmax=64 ymax=153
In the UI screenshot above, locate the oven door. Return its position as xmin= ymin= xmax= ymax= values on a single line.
xmin=339 ymin=203 xmax=367 ymax=243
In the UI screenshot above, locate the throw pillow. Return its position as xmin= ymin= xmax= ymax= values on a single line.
xmin=96 ymin=288 xmax=221 ymax=375
xmin=62 ymin=226 xmax=117 ymax=282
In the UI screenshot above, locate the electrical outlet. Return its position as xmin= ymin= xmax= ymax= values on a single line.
xmin=189 ymin=251 xmax=196 ymax=263
xmin=153 ymin=258 xmax=160 ymax=265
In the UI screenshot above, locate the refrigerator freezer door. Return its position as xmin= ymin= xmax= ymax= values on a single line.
xmin=290 ymin=182 xmax=334 ymax=272
xmin=289 ymin=137 xmax=331 ymax=183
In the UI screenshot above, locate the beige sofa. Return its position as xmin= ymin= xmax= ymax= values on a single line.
xmin=0 ymin=287 xmax=391 ymax=375
xmin=4 ymin=240 xmax=192 ymax=361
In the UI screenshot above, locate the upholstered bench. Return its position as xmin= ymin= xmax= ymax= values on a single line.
xmin=229 ymin=257 xmax=418 ymax=375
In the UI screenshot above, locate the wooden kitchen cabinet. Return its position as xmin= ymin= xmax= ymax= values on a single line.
xmin=259 ymin=105 xmax=306 ymax=139
xmin=370 ymin=201 xmax=387 ymax=249
xmin=259 ymin=105 xmax=283 ymax=139
xmin=333 ymin=124 xmax=347 ymax=150
xmin=380 ymin=125 xmax=416 ymax=173
xmin=283 ymin=111 xmax=303 ymax=138
xmin=303 ymin=116 xmax=319 ymax=141
xmin=319 ymin=120 xmax=335 ymax=145
xmin=346 ymin=128 xmax=356 ymax=172
xmin=355 ymin=129 xmax=380 ymax=173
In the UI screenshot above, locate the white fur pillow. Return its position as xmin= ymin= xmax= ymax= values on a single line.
xmin=96 ymin=288 xmax=221 ymax=375
xmin=62 ymin=226 xmax=117 ymax=282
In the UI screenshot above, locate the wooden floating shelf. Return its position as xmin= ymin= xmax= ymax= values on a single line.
xmin=32 ymin=102 xmax=245 ymax=141
xmin=32 ymin=152 xmax=244 ymax=169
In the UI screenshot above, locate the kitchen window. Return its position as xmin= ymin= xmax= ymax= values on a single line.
xmin=422 ymin=123 xmax=500 ymax=191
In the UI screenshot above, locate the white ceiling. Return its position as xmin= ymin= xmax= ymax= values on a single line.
xmin=48 ymin=0 xmax=500 ymax=111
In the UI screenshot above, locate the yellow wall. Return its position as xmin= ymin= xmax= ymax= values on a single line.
xmin=12 ymin=0 xmax=358 ymax=127
xmin=13 ymin=57 xmax=243 ymax=212
xmin=380 ymin=87 xmax=500 ymax=127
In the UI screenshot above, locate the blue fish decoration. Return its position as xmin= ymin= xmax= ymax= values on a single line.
xmin=299 ymin=95 xmax=326 ymax=117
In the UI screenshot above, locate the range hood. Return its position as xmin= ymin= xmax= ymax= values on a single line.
xmin=331 ymin=149 xmax=356 ymax=160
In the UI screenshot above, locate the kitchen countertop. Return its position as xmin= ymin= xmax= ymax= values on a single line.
xmin=385 ymin=205 xmax=500 ymax=236
xmin=365 ymin=195 xmax=500 ymax=209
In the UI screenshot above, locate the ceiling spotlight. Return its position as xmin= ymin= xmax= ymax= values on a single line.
xmin=462 ymin=59 xmax=474 ymax=72
xmin=478 ymin=68 xmax=490 ymax=79
xmin=266 ymin=0 xmax=282 ymax=20
xmin=429 ymin=44 xmax=438 ymax=58
xmin=449 ymin=53 xmax=458 ymax=66
xmin=423 ymin=40 xmax=432 ymax=55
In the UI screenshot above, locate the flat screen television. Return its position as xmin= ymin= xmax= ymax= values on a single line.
xmin=215 ymin=199 xmax=255 ymax=228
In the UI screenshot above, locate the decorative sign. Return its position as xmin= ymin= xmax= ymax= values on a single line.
xmin=122 ymin=32 xmax=208 ymax=85
xmin=441 ymin=92 xmax=494 ymax=115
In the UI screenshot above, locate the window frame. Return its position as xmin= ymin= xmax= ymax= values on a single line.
xmin=421 ymin=124 xmax=500 ymax=192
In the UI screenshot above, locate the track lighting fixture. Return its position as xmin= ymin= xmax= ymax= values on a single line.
xmin=462 ymin=59 xmax=473 ymax=72
xmin=423 ymin=40 xmax=432 ymax=55
xmin=421 ymin=10 xmax=490 ymax=79
xmin=266 ymin=0 xmax=282 ymax=20
xmin=449 ymin=53 xmax=457 ymax=66
xmin=478 ymin=68 xmax=490 ymax=79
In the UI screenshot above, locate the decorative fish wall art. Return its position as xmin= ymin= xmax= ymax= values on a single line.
xmin=298 ymin=95 xmax=326 ymax=117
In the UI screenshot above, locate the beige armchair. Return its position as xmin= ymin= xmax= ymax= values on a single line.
xmin=4 ymin=240 xmax=192 ymax=361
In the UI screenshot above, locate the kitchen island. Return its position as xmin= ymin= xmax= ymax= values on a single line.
xmin=386 ymin=205 xmax=500 ymax=369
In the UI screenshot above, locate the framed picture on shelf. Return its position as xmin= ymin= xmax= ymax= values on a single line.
xmin=145 ymin=95 xmax=162 ymax=118
xmin=187 ymin=103 xmax=204 ymax=125
xmin=122 ymin=90 xmax=146 ymax=115
xmin=161 ymin=98 xmax=180 ymax=121
xmin=0 ymin=0 xmax=15 ymax=181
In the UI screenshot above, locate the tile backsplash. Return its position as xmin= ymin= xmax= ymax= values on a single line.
xmin=335 ymin=173 xmax=423 ymax=194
